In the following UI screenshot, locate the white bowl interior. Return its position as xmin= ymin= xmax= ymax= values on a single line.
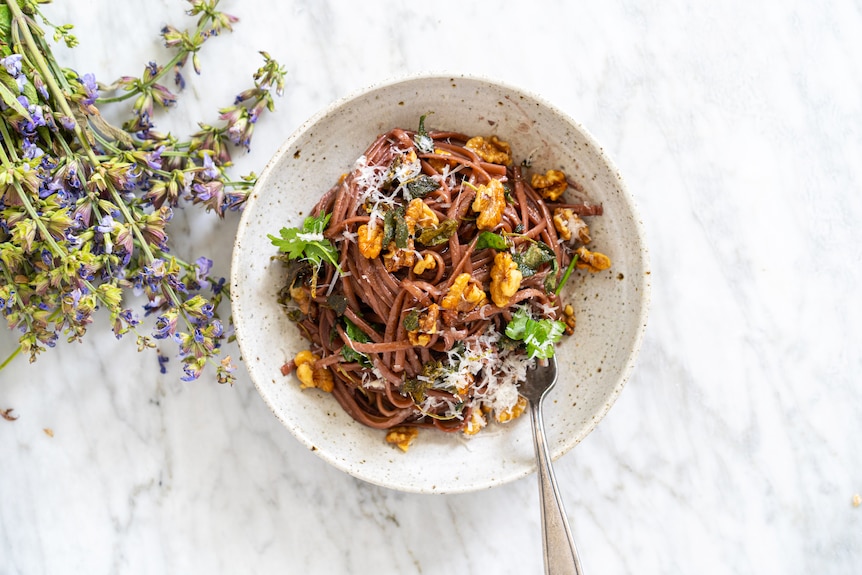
xmin=231 ymin=75 xmax=650 ymax=493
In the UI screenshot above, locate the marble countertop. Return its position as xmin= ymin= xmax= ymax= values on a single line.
xmin=2 ymin=0 xmax=860 ymax=573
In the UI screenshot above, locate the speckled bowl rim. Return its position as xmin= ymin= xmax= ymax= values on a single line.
xmin=231 ymin=72 xmax=651 ymax=493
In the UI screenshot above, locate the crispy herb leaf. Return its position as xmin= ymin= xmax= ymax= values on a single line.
xmin=393 ymin=210 xmax=409 ymax=249
xmin=402 ymin=377 xmax=433 ymax=402
xmin=416 ymin=218 xmax=459 ymax=246
xmin=402 ymin=309 xmax=420 ymax=332
xmin=414 ymin=114 xmax=434 ymax=153
xmin=513 ymin=241 xmax=555 ymax=277
xmin=326 ymin=293 xmax=348 ymax=315
xmin=405 ymin=175 xmax=440 ymax=200
xmin=382 ymin=209 xmax=396 ymax=246
xmin=476 ymin=231 xmax=508 ymax=251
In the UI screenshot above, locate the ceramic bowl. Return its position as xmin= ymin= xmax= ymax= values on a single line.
xmin=230 ymin=74 xmax=650 ymax=494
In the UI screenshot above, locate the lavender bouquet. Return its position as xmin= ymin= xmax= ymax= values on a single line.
xmin=0 ymin=0 xmax=284 ymax=384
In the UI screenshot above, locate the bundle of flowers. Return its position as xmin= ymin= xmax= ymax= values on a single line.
xmin=0 ymin=0 xmax=284 ymax=384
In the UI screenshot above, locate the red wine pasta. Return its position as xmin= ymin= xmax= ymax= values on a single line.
xmin=271 ymin=122 xmax=610 ymax=451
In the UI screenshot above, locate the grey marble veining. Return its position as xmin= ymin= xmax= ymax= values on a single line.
xmin=1 ymin=0 xmax=860 ymax=573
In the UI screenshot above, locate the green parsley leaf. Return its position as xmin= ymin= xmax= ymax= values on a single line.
xmin=475 ymin=231 xmax=508 ymax=251
xmin=505 ymin=307 xmax=566 ymax=359
xmin=341 ymin=317 xmax=372 ymax=366
xmin=268 ymin=213 xmax=339 ymax=271
xmin=343 ymin=317 xmax=370 ymax=343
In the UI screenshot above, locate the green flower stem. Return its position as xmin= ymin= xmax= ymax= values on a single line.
xmin=0 ymin=126 xmax=66 ymax=259
xmin=9 ymin=2 xmax=160 ymax=267
xmin=0 ymin=344 xmax=22 ymax=371
xmin=95 ymin=13 xmax=216 ymax=105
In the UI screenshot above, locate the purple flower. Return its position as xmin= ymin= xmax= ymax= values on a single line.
xmin=193 ymin=256 xmax=213 ymax=290
xmin=59 ymin=116 xmax=77 ymax=131
xmin=201 ymin=152 xmax=219 ymax=179
xmin=146 ymin=146 xmax=165 ymax=170
xmin=1 ymin=54 xmax=22 ymax=76
xmin=96 ymin=214 xmax=115 ymax=234
xmin=22 ymin=139 xmax=44 ymax=160
xmin=80 ymin=73 xmax=99 ymax=106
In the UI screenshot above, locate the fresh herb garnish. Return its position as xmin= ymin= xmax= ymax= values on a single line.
xmin=341 ymin=317 xmax=371 ymax=365
xmin=505 ymin=307 xmax=566 ymax=359
xmin=475 ymin=231 xmax=508 ymax=251
xmin=414 ymin=113 xmax=434 ymax=153
xmin=269 ymin=213 xmax=340 ymax=271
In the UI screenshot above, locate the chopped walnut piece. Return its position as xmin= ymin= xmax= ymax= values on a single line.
xmin=463 ymin=408 xmax=488 ymax=435
xmin=413 ymin=253 xmax=437 ymax=275
xmin=495 ymin=396 xmax=528 ymax=423
xmin=531 ymin=169 xmax=568 ymax=201
xmin=289 ymin=284 xmax=312 ymax=315
xmin=407 ymin=304 xmax=440 ymax=347
xmin=386 ymin=426 xmax=419 ymax=452
xmin=470 ymin=178 xmax=506 ymax=231
xmin=440 ymin=273 xmax=487 ymax=312
xmin=466 ymin=135 xmax=512 ymax=166
xmin=383 ymin=240 xmax=416 ymax=272
xmin=489 ymin=251 xmax=523 ymax=308
xmin=405 ymin=198 xmax=439 ymax=232
xmin=552 ymin=208 xmax=591 ymax=244
xmin=357 ymin=223 xmax=384 ymax=259
xmin=294 ymin=350 xmax=334 ymax=392
xmin=575 ymin=246 xmax=612 ymax=273
xmin=427 ymin=148 xmax=455 ymax=172
xmin=562 ymin=303 xmax=576 ymax=335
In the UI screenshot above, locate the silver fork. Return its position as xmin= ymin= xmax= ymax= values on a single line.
xmin=521 ymin=355 xmax=584 ymax=575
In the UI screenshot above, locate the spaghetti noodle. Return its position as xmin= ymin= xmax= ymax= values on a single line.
xmin=272 ymin=122 xmax=609 ymax=448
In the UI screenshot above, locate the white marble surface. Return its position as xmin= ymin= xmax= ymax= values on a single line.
xmin=1 ymin=0 xmax=860 ymax=573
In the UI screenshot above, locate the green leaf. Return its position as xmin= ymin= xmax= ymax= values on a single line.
xmin=402 ymin=309 xmax=420 ymax=332
xmin=414 ymin=113 xmax=434 ymax=153
xmin=393 ymin=210 xmax=409 ymax=249
xmin=343 ymin=317 xmax=370 ymax=343
xmin=326 ymin=293 xmax=348 ymax=315
xmin=0 ymin=6 xmax=12 ymax=38
xmin=268 ymin=213 xmax=339 ymax=271
xmin=475 ymin=231 xmax=508 ymax=251
xmin=513 ymin=242 xmax=555 ymax=277
xmin=402 ymin=377 xmax=433 ymax=402
xmin=0 ymin=77 xmax=32 ymax=122
xmin=405 ymin=175 xmax=440 ymax=200
xmin=341 ymin=317 xmax=371 ymax=366
xmin=505 ymin=307 xmax=565 ymax=359
xmin=416 ymin=218 xmax=458 ymax=246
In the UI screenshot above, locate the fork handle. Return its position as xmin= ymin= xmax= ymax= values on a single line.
xmin=530 ymin=399 xmax=584 ymax=575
